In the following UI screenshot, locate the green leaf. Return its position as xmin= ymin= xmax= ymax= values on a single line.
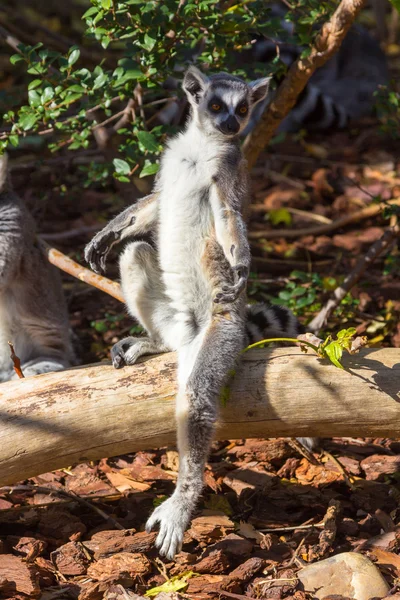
xmin=101 ymin=0 xmax=112 ymax=8
xmin=19 ymin=113 xmax=37 ymax=131
xmin=28 ymin=79 xmax=42 ymax=91
xmin=278 ymin=290 xmax=292 ymax=301
xmin=41 ymin=87 xmax=54 ymax=104
xmin=93 ymin=72 xmax=108 ymax=90
xmin=323 ymin=341 xmax=344 ymax=369
xmin=28 ymin=90 xmax=41 ymax=107
xmin=137 ymin=130 xmax=159 ymax=153
xmin=113 ymin=158 xmax=131 ymax=175
xmin=9 ymin=135 xmax=19 ymax=148
xmin=145 ymin=572 xmax=197 ymax=597
xmin=82 ymin=6 xmax=99 ymax=19
xmin=269 ymin=208 xmax=292 ymax=227
xmin=139 ymin=161 xmax=159 ymax=178
xmin=10 ymin=54 xmax=24 ymax=65
xmin=68 ymin=48 xmax=80 ymax=66
xmin=143 ymin=33 xmax=156 ymax=52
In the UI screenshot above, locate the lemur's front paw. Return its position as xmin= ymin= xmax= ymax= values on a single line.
xmin=146 ymin=495 xmax=190 ymax=560
xmin=84 ymin=229 xmax=119 ymax=274
xmin=214 ymin=264 xmax=249 ymax=304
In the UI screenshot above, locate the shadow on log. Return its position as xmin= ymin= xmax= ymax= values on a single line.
xmin=0 ymin=347 xmax=399 ymax=486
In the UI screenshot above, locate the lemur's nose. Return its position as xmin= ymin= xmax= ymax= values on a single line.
xmin=221 ymin=116 xmax=239 ymax=134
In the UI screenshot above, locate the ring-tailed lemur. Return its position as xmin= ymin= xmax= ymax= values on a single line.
xmin=158 ymin=5 xmax=388 ymax=134
xmin=0 ymin=155 xmax=76 ymax=382
xmin=85 ymin=67 xmax=305 ymax=559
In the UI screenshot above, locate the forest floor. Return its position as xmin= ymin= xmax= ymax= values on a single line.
xmin=1 ymin=121 xmax=400 ymax=599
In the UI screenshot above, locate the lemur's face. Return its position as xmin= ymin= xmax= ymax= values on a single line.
xmin=183 ymin=67 xmax=270 ymax=138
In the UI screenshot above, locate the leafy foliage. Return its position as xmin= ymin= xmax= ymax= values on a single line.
xmin=270 ymin=270 xmax=359 ymax=321
xmin=0 ymin=0 xmax=339 ymax=185
xmin=243 ymin=327 xmax=368 ymax=370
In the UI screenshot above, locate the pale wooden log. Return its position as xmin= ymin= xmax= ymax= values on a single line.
xmin=0 ymin=347 xmax=399 ymax=487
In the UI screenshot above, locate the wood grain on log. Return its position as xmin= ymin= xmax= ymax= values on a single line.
xmin=0 ymin=348 xmax=399 ymax=486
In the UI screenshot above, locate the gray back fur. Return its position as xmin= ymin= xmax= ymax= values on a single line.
xmin=0 ymin=155 xmax=75 ymax=381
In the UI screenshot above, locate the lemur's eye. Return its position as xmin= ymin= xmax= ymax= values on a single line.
xmin=211 ymin=103 xmax=221 ymax=111
xmin=238 ymin=105 xmax=248 ymax=115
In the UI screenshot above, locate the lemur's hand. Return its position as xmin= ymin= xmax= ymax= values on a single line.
xmin=214 ymin=264 xmax=248 ymax=304
xmin=84 ymin=227 xmax=122 ymax=274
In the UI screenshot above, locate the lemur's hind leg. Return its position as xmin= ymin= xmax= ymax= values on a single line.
xmin=111 ymin=337 xmax=169 ymax=369
xmin=146 ymin=310 xmax=245 ymax=559
xmin=112 ymin=241 xmax=172 ymax=368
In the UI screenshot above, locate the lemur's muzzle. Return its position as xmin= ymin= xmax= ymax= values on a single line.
xmin=219 ymin=116 xmax=239 ymax=135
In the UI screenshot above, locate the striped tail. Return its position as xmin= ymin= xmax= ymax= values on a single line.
xmin=245 ymin=302 xmax=304 ymax=345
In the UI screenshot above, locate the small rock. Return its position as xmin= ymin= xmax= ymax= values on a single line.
xmin=298 ymin=552 xmax=389 ymax=600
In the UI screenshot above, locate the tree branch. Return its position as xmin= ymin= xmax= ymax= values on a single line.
xmin=248 ymin=199 xmax=400 ymax=240
xmin=308 ymin=224 xmax=400 ymax=333
xmin=243 ymin=0 xmax=367 ymax=170
xmin=39 ymin=240 xmax=125 ymax=303
xmin=0 ymin=347 xmax=399 ymax=486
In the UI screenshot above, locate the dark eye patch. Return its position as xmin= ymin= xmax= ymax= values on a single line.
xmin=208 ymin=96 xmax=226 ymax=112
xmin=236 ymin=102 xmax=249 ymax=116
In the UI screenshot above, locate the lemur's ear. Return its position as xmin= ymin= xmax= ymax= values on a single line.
xmin=249 ymin=77 xmax=271 ymax=105
xmin=183 ymin=67 xmax=209 ymax=104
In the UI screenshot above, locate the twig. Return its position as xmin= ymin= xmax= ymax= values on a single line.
xmin=287 ymin=534 xmax=309 ymax=567
xmin=308 ymin=223 xmax=400 ymax=333
xmin=249 ymin=198 xmax=400 ymax=239
xmin=259 ymin=522 xmax=324 ymax=533
xmin=288 ymin=438 xmax=320 ymax=466
xmin=0 ymin=484 xmax=125 ymax=530
xmin=39 ymin=239 xmax=125 ymax=303
xmin=0 ymin=21 xmax=58 ymax=75
xmin=7 ymin=342 xmax=24 ymax=378
xmin=0 ymin=22 xmax=25 ymax=54
xmin=250 ymin=204 xmax=332 ymax=225
xmin=323 ymin=450 xmax=354 ymax=488
xmin=243 ymin=0 xmax=367 ymax=169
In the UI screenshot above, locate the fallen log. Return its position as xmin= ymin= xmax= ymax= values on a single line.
xmin=0 ymin=347 xmax=399 ymax=486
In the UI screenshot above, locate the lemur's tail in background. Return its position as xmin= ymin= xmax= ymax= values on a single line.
xmin=0 ymin=154 xmax=10 ymax=194
xmin=245 ymin=302 xmax=304 ymax=344
xmin=246 ymin=302 xmax=318 ymax=452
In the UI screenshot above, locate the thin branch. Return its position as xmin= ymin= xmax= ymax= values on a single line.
xmin=249 ymin=198 xmax=400 ymax=240
xmin=243 ymin=0 xmax=367 ymax=169
xmin=0 ymin=22 xmax=25 ymax=54
xmin=250 ymin=204 xmax=332 ymax=225
xmin=7 ymin=342 xmax=24 ymax=378
xmin=309 ymin=223 xmax=400 ymax=333
xmin=38 ymin=239 xmax=125 ymax=303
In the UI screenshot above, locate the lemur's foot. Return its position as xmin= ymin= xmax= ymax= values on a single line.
xmin=214 ymin=264 xmax=248 ymax=304
xmin=111 ymin=337 xmax=143 ymax=369
xmin=146 ymin=495 xmax=190 ymax=560
xmin=111 ymin=337 xmax=168 ymax=369
xmin=10 ymin=358 xmax=68 ymax=380
xmin=84 ymin=228 xmax=120 ymax=274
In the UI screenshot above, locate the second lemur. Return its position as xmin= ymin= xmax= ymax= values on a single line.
xmin=0 ymin=154 xmax=76 ymax=382
xmin=85 ymin=67 xmax=301 ymax=558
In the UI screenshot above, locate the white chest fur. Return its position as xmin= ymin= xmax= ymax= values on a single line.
xmin=157 ymin=124 xmax=221 ymax=310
